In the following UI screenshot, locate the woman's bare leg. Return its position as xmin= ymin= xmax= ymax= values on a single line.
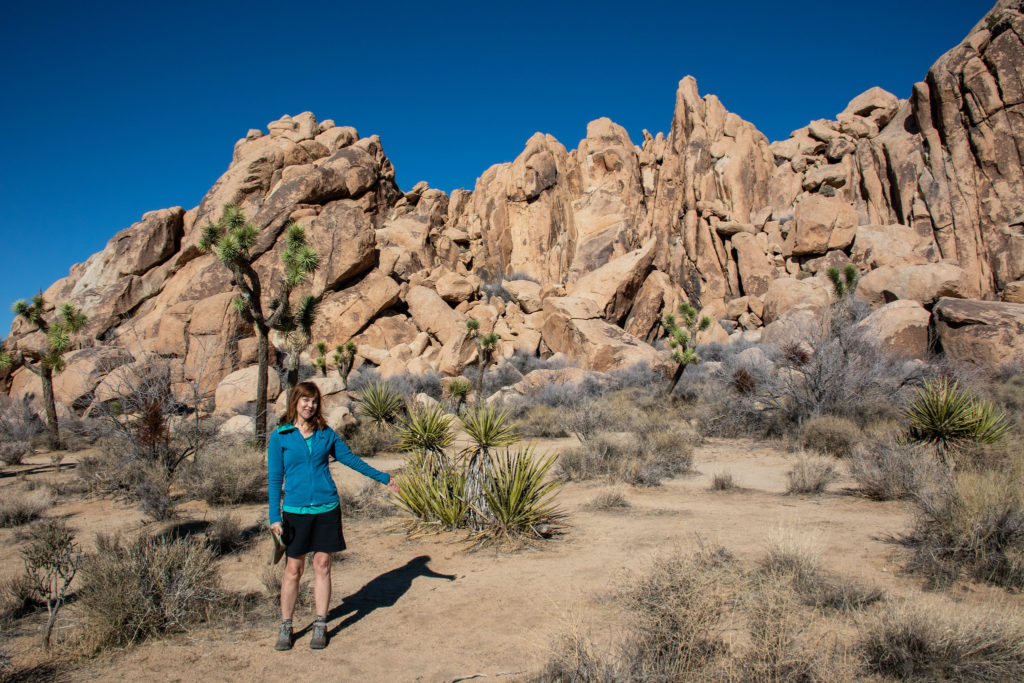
xmin=281 ymin=556 xmax=305 ymax=619
xmin=312 ymin=552 xmax=332 ymax=618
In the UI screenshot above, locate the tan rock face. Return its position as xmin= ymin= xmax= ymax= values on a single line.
xmin=856 ymin=300 xmax=931 ymax=360
xmin=762 ymin=278 xmax=831 ymax=324
xmin=214 ymin=365 xmax=281 ymax=415
xmin=856 ymin=263 xmax=977 ymax=307
xmin=933 ymin=297 xmax=1024 ymax=368
xmin=568 ymin=239 xmax=656 ymax=323
xmin=405 ymin=285 xmax=466 ymax=346
xmin=312 ymin=270 xmax=401 ymax=350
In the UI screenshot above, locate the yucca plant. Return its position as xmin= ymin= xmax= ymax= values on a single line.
xmin=460 ymin=404 xmax=520 ymax=529
xmin=396 ymin=402 xmax=455 ymax=473
xmin=907 ymin=377 xmax=1012 ymax=467
xmin=392 ymin=453 xmax=469 ymax=534
xmin=314 ymin=341 xmax=328 ymax=376
xmin=356 ymin=381 xmax=404 ymax=432
xmin=446 ymin=377 xmax=473 ymax=413
xmin=478 ymin=445 xmax=564 ymax=546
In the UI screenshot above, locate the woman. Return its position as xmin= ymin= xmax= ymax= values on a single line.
xmin=268 ymin=381 xmax=399 ymax=651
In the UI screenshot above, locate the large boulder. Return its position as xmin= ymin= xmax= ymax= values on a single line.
xmin=567 ymin=238 xmax=656 ymax=324
xmin=761 ymin=277 xmax=831 ymax=324
xmin=406 ymin=285 xmax=466 ymax=345
xmin=856 ymin=299 xmax=931 ymax=360
xmin=932 ymin=297 xmax=1024 ymax=369
xmin=541 ymin=297 xmax=661 ymax=372
xmin=856 ymin=263 xmax=976 ymax=307
xmin=214 ymin=365 xmax=281 ymax=416
xmin=311 ymin=270 xmax=400 ymax=349
xmin=788 ymin=195 xmax=859 ymax=256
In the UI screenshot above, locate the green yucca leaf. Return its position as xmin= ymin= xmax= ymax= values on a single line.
xmin=59 ymin=302 xmax=87 ymax=332
xmin=697 ymin=316 xmax=711 ymax=332
xmin=222 ymin=203 xmax=245 ymax=229
xmin=906 ymin=378 xmax=1012 ymax=452
xmin=46 ymin=325 xmax=71 ymax=353
xmin=482 ymin=445 xmax=564 ymax=536
xmin=480 ymin=332 xmax=499 ymax=349
xmin=670 ymin=328 xmax=689 ymax=348
xmin=198 ymin=223 xmax=221 ymax=252
xmin=215 ymin=234 xmax=241 ymax=264
xmin=314 ymin=356 xmax=326 ymax=368
xmin=295 ymin=295 xmax=318 ymax=333
xmin=461 ymin=403 xmax=519 ymax=450
xmin=392 ymin=455 xmax=468 ymax=529
xmin=0 ymin=349 xmax=12 ymax=370
xmin=397 ymin=402 xmax=455 ymax=456
xmin=356 ymin=381 xmax=404 ymax=429
xmin=316 ymin=341 xmax=327 ymax=355
xmin=284 ymin=222 xmax=306 ymax=249
xmin=678 ymin=301 xmax=697 ymax=322
xmin=344 ymin=340 xmax=357 ymax=354
xmin=232 ymin=295 xmax=247 ymax=313
xmin=234 ymin=222 xmax=259 ymax=251
xmin=970 ymin=399 xmax=1012 ymax=444
xmin=446 ymin=377 xmax=472 ymax=398
xmin=661 ymin=313 xmax=676 ymax=329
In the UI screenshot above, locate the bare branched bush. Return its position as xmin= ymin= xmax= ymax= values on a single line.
xmin=21 ymin=519 xmax=81 ymax=649
xmin=785 ymin=454 xmax=837 ymax=495
xmin=0 ymin=442 xmax=30 ymax=467
xmin=338 ymin=482 xmax=396 ymax=519
xmin=859 ymin=604 xmax=1024 ymax=680
xmin=186 ymin=441 xmax=266 ymax=506
xmin=342 ymin=420 xmax=397 ymax=457
xmin=799 ymin=415 xmax=862 ymax=458
xmin=77 ymin=533 xmax=221 ymax=650
xmin=0 ymin=489 xmax=52 ymax=528
xmin=528 ymin=631 xmax=617 ymax=683
xmin=0 ymin=572 xmax=40 ymax=623
xmin=848 ymin=435 xmax=937 ymax=501
xmin=557 ymin=430 xmax=693 ymax=487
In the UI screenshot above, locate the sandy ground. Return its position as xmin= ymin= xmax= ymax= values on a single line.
xmin=2 ymin=437 xmax=1022 ymax=682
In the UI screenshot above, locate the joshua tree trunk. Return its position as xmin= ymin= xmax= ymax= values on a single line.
xmin=255 ymin=326 xmax=270 ymax=446
xmin=37 ymin=365 xmax=62 ymax=451
xmin=667 ymin=364 xmax=684 ymax=396
xmin=284 ymin=355 xmax=300 ymax=401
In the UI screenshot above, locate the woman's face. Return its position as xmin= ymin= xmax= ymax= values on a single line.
xmin=297 ymin=395 xmax=318 ymax=423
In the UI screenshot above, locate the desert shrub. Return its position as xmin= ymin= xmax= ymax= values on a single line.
xmin=785 ymin=454 xmax=837 ymax=495
xmin=558 ymin=430 xmax=694 ymax=487
xmin=905 ymin=466 xmax=1024 ymax=589
xmin=513 ymin=404 xmax=567 ymax=438
xmin=344 ymin=419 xmax=398 ymax=457
xmin=0 ymin=441 xmax=29 ymax=467
xmin=338 ymin=482 xmax=396 ymax=519
xmin=859 ymin=604 xmax=1024 ymax=680
xmin=607 ymin=362 xmax=663 ymax=394
xmin=203 ymin=514 xmax=258 ymax=556
xmin=587 ymin=490 xmax=630 ymax=510
xmin=799 ymin=414 xmax=862 ymax=458
xmin=529 ymin=631 xmax=617 ymax=683
xmin=387 ymin=371 xmax=444 ymax=401
xmin=0 ymin=489 xmax=52 ymax=528
xmin=738 ymin=574 xmax=819 ymax=682
xmin=504 ymin=349 xmax=569 ymax=376
xmin=710 ymin=471 xmax=736 ymax=491
xmin=848 ymin=435 xmax=937 ymax=501
xmin=21 ymin=519 xmax=81 ymax=648
xmin=186 ymin=441 xmax=267 ymax=506
xmin=133 ymin=461 xmax=174 ymax=520
xmin=345 ymin=365 xmax=380 ymax=392
xmin=618 ymin=547 xmax=737 ymax=679
xmin=985 ymin=369 xmax=1024 ymax=429
xmin=0 ymin=573 xmax=40 ymax=623
xmin=0 ymin=397 xmax=44 ymax=443
xmin=77 ymin=533 xmax=221 ymax=650
xmin=476 ymin=361 xmax=525 ymax=397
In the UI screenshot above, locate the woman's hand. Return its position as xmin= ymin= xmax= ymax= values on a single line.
xmin=387 ymin=479 xmax=400 ymax=494
xmin=270 ymin=522 xmax=284 ymax=536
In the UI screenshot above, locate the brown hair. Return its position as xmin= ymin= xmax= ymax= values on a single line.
xmin=284 ymin=381 xmax=328 ymax=431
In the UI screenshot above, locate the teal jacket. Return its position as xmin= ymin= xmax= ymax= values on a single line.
xmin=267 ymin=424 xmax=389 ymax=525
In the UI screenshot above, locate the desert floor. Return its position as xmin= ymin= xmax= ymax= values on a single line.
xmin=2 ymin=437 xmax=1021 ymax=682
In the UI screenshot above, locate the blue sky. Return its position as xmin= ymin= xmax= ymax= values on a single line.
xmin=0 ymin=0 xmax=994 ymax=335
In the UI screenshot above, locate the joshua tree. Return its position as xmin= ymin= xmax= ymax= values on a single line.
xmin=333 ymin=341 xmax=357 ymax=389
xmin=199 ymin=204 xmax=319 ymax=444
xmin=0 ymin=296 xmax=87 ymax=450
xmin=661 ymin=301 xmax=711 ymax=396
xmin=446 ymin=377 xmax=473 ymax=414
xmin=465 ymin=318 xmax=499 ymax=400
xmin=314 ymin=342 xmax=328 ymax=376
xmin=278 ymin=294 xmax=319 ymax=398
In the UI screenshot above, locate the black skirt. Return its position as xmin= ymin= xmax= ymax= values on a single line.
xmin=281 ymin=507 xmax=346 ymax=558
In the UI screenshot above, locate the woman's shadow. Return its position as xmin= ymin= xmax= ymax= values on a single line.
xmin=326 ymin=555 xmax=455 ymax=636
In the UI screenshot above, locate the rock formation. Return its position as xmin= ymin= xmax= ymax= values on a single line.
xmin=7 ymin=1 xmax=1024 ymax=417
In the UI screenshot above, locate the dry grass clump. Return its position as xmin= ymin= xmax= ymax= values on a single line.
xmin=859 ymin=603 xmax=1024 ymax=680
xmin=342 ymin=420 xmax=398 ymax=457
xmin=710 ymin=470 xmax=736 ymax=491
xmin=586 ymin=490 xmax=630 ymax=511
xmin=557 ymin=431 xmax=693 ymax=487
xmin=513 ymin=404 xmax=568 ymax=438
xmin=186 ymin=441 xmax=266 ymax=506
xmin=905 ymin=465 xmax=1024 ymax=589
xmin=77 ymin=533 xmax=221 ymax=650
xmin=799 ymin=415 xmax=862 ymax=458
xmin=0 ymin=441 xmax=30 ymax=467
xmin=203 ymin=514 xmax=259 ymax=556
xmin=0 ymin=573 xmax=40 ymax=623
xmin=785 ymin=453 xmax=837 ymax=495
xmin=847 ymin=435 xmax=937 ymax=501
xmin=338 ymin=482 xmax=396 ymax=519
xmin=0 ymin=489 xmax=53 ymax=528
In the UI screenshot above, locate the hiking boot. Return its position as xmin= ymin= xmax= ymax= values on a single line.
xmin=310 ymin=620 xmax=328 ymax=650
xmin=274 ymin=622 xmax=293 ymax=651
